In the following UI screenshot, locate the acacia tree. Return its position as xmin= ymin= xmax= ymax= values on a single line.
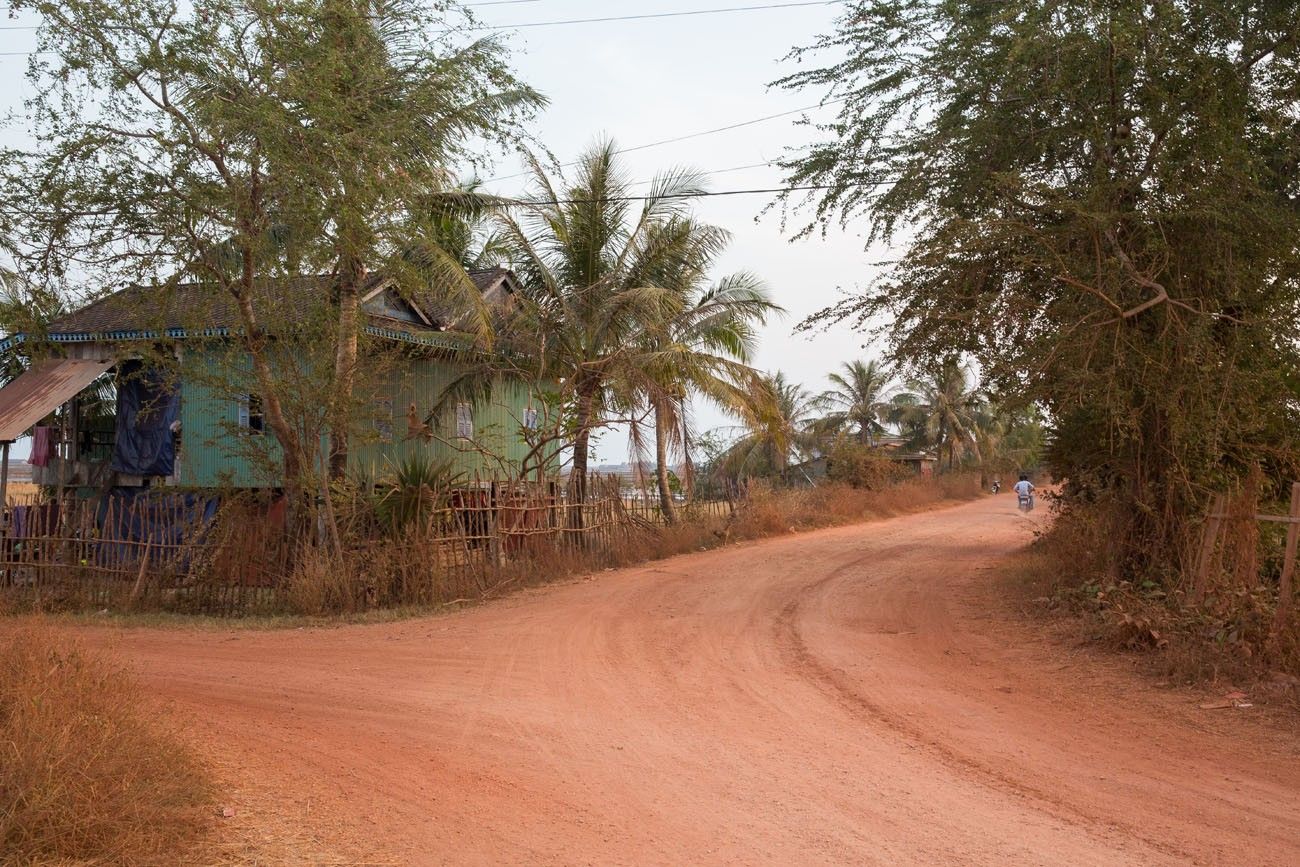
xmin=262 ymin=0 xmax=542 ymax=479
xmin=2 ymin=0 xmax=318 ymax=502
xmin=0 ymin=0 xmax=541 ymax=497
xmin=778 ymin=1 xmax=1300 ymax=581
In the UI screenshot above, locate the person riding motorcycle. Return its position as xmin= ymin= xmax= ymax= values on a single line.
xmin=991 ymin=478 xmax=1001 ymax=494
xmin=1014 ymin=474 xmax=1035 ymax=511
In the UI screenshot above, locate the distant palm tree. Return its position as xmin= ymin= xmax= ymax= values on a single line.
xmin=974 ymin=402 xmax=1045 ymax=478
xmin=633 ymin=269 xmax=782 ymax=522
xmin=715 ymin=372 xmax=824 ymax=482
xmin=817 ymin=359 xmax=894 ymax=446
xmin=890 ymin=358 xmax=985 ymax=470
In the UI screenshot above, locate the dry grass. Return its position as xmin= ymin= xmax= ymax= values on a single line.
xmin=1009 ymin=506 xmax=1300 ymax=709
xmin=278 ymin=475 xmax=982 ymax=618
xmin=4 ymin=482 xmax=40 ymax=501
xmin=724 ymin=474 xmax=982 ymax=541
xmin=0 ymin=620 xmax=215 ymax=865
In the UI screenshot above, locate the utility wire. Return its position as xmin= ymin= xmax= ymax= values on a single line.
xmin=460 ymin=1 xmax=843 ymax=30
xmin=0 ymin=180 xmax=894 ymax=218
xmin=486 ymin=98 xmax=844 ymax=183
xmin=515 ymin=182 xmax=855 ymax=205
xmin=625 ymin=160 xmax=778 ymax=186
xmin=0 ymin=1 xmax=842 ymax=36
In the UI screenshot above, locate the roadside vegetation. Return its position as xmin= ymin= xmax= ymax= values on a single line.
xmin=0 ymin=622 xmax=215 ymax=864
xmin=780 ymin=1 xmax=1300 ymax=683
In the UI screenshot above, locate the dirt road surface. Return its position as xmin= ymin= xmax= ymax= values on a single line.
xmin=90 ymin=496 xmax=1300 ymax=865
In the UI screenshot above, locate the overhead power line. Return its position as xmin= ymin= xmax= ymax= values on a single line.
xmin=517 ymin=182 xmax=859 ymax=205
xmin=0 ymin=1 xmax=843 ymax=37
xmin=0 ymin=180 xmax=894 ymax=218
xmin=629 ymin=160 xmax=777 ymax=185
xmin=462 ymin=1 xmax=844 ymax=30
xmin=485 ymin=98 xmax=845 ymax=183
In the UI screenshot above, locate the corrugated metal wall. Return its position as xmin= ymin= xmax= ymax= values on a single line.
xmin=177 ymin=352 xmax=282 ymax=488
xmin=179 ymin=349 xmax=541 ymax=488
xmin=351 ymin=356 xmax=539 ymax=483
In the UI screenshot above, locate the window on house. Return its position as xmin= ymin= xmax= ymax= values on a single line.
xmin=455 ymin=402 xmax=473 ymax=439
xmin=374 ymin=397 xmax=394 ymax=444
xmin=523 ymin=407 xmax=541 ymax=430
xmin=238 ymin=393 xmax=264 ymax=434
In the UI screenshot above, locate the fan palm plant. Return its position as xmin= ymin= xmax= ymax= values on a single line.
xmin=816 ymin=359 xmax=894 ymax=446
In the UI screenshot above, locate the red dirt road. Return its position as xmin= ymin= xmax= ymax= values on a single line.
xmin=94 ymin=496 xmax=1299 ymax=865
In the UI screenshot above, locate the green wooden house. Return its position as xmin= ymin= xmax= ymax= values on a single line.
xmin=0 ymin=268 xmax=546 ymax=494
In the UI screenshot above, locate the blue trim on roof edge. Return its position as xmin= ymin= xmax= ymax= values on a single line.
xmin=0 ymin=324 xmax=468 ymax=354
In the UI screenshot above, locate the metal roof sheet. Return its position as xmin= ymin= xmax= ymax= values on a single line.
xmin=0 ymin=358 xmax=113 ymax=442
xmin=46 ymin=270 xmax=514 ymax=336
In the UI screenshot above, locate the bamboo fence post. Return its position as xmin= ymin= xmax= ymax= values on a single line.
xmin=129 ymin=538 xmax=152 ymax=608
xmin=488 ymin=478 xmax=502 ymax=570
xmin=1190 ymin=492 xmax=1227 ymax=606
xmin=1270 ymin=482 xmax=1300 ymax=636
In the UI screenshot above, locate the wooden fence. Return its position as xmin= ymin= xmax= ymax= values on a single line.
xmin=1193 ymin=481 xmax=1300 ymax=635
xmin=0 ymin=474 xmax=736 ymax=616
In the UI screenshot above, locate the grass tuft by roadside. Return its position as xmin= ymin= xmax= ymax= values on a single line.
xmin=0 ymin=620 xmax=216 ymax=864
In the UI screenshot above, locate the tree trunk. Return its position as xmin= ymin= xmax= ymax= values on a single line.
xmin=566 ymin=376 xmax=602 ymax=546
xmin=654 ymin=399 xmax=677 ymax=525
xmin=329 ymin=257 xmax=363 ymax=481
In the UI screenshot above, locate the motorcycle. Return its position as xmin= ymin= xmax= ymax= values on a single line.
xmin=1018 ymin=493 xmax=1034 ymax=512
xmin=991 ymin=481 xmax=1000 ymax=494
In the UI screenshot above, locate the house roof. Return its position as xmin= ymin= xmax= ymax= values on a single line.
xmin=46 ymin=275 xmax=389 ymax=335
xmin=4 ymin=269 xmax=520 ymax=354
xmin=469 ymin=267 xmax=513 ymax=294
xmin=0 ymin=358 xmax=113 ymax=442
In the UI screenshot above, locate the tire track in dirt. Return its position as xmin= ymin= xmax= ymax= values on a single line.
xmin=769 ymin=555 xmax=1195 ymax=863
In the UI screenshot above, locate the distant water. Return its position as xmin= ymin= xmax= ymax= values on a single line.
xmin=3 ymin=461 xmax=33 ymax=483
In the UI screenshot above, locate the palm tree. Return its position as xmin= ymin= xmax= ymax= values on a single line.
xmin=816 ymin=359 xmax=894 ymax=446
xmin=974 ymin=402 xmax=1045 ymax=479
xmin=494 ymin=140 xmax=729 ymax=505
xmin=889 ymin=358 xmax=985 ymax=471
xmin=714 ymin=372 xmax=825 ymax=483
xmin=633 ymin=270 xmax=782 ymax=523
xmin=399 ymin=181 xmax=513 ymax=275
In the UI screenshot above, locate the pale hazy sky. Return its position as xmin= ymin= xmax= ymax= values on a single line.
xmin=0 ymin=1 xmax=896 ymax=465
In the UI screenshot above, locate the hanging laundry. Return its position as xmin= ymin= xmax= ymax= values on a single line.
xmin=27 ymin=426 xmax=53 ymax=467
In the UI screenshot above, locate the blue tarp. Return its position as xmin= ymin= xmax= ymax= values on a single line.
xmin=94 ymin=487 xmax=219 ymax=570
xmin=111 ymin=360 xmax=180 ymax=476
